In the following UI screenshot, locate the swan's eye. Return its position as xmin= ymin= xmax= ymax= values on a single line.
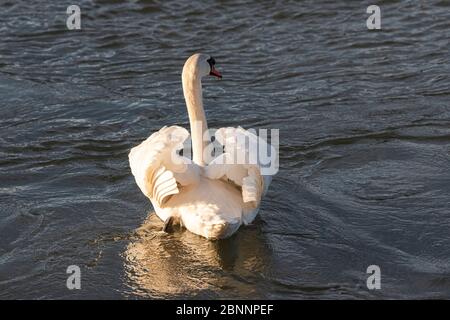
xmin=207 ymin=57 xmax=216 ymax=68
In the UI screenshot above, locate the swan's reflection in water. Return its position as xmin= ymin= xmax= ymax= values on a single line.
xmin=124 ymin=212 xmax=271 ymax=298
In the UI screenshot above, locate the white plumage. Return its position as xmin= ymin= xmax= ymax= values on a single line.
xmin=129 ymin=53 xmax=276 ymax=239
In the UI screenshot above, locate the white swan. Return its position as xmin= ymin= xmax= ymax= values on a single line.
xmin=129 ymin=53 xmax=276 ymax=240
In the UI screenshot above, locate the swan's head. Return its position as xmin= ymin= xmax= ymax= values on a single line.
xmin=183 ymin=53 xmax=222 ymax=80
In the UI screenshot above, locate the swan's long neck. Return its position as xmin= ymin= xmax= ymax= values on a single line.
xmin=182 ymin=68 xmax=209 ymax=166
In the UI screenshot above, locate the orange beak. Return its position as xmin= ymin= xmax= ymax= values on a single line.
xmin=209 ymin=66 xmax=222 ymax=79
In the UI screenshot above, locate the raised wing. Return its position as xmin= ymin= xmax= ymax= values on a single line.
xmin=204 ymin=127 xmax=275 ymax=219
xmin=129 ymin=126 xmax=199 ymax=207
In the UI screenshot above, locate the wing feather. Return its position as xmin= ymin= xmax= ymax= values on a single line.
xmin=129 ymin=126 xmax=198 ymax=208
xmin=205 ymin=127 xmax=275 ymax=215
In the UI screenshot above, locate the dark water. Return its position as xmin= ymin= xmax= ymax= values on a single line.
xmin=1 ymin=0 xmax=450 ymax=299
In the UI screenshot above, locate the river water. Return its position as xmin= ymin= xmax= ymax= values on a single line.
xmin=0 ymin=0 xmax=449 ymax=299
